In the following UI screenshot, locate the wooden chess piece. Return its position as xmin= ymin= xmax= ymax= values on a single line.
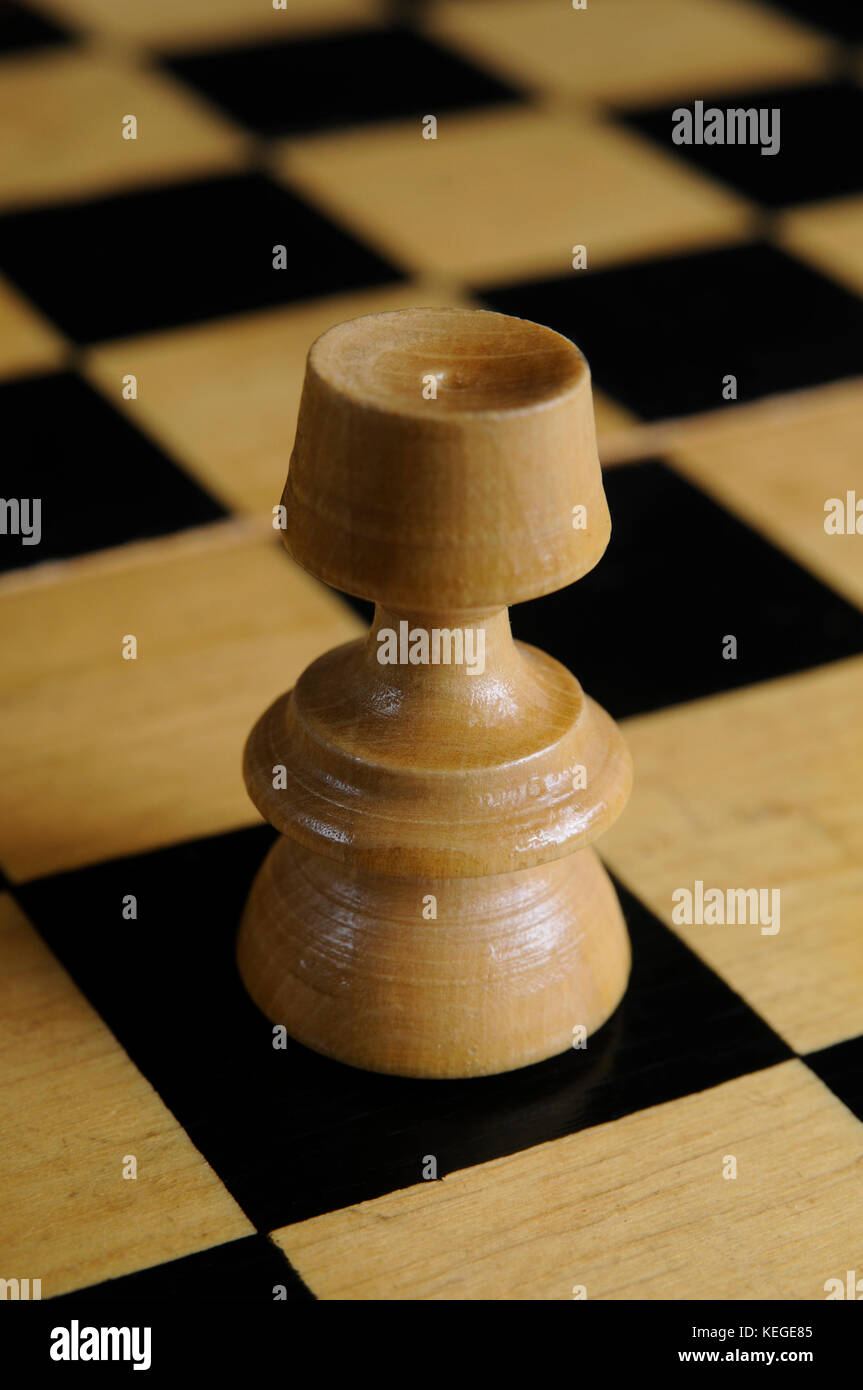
xmin=237 ymin=308 xmax=632 ymax=1078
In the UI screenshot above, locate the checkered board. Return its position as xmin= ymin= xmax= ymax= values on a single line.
xmin=2 ymin=0 xmax=863 ymax=1313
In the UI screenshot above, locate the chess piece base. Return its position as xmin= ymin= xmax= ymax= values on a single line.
xmin=237 ymin=836 xmax=631 ymax=1078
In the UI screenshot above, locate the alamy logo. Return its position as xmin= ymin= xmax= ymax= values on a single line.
xmin=50 ymin=1321 xmax=151 ymax=1371
xmin=672 ymin=101 xmax=780 ymax=156
xmin=671 ymin=880 xmax=780 ymax=935
xmin=824 ymin=1270 xmax=863 ymax=1299
xmin=377 ymin=620 xmax=485 ymax=676
xmin=0 ymin=1277 xmax=41 ymax=1299
xmin=0 ymin=497 xmax=41 ymax=545
xmin=824 ymin=492 xmax=863 ymax=534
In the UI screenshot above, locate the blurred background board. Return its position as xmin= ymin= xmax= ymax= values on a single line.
xmin=1 ymin=0 xmax=862 ymax=1302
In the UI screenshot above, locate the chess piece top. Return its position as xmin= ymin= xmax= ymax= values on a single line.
xmin=283 ymin=307 xmax=610 ymax=611
xmin=308 ymin=304 xmax=582 ymax=416
xmin=245 ymin=306 xmax=630 ymax=878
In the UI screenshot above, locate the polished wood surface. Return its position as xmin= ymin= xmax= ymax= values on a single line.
xmin=603 ymin=655 xmax=863 ymax=1054
xmin=0 ymin=522 xmax=362 ymax=882
xmin=0 ymin=894 xmax=251 ymax=1295
xmin=2 ymin=0 xmax=861 ymax=1306
xmin=238 ymin=308 xmax=632 ymax=1076
xmin=275 ymin=1060 xmax=859 ymax=1300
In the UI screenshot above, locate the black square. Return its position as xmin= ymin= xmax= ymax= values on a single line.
xmin=622 ymin=83 xmax=863 ymax=209
xmin=805 ymin=1034 xmax=863 ymax=1121
xmin=0 ymin=0 xmax=69 ymax=53
xmin=508 ymin=461 xmax=863 ymax=719
xmin=763 ymin=0 xmax=863 ymax=43
xmin=18 ymin=823 xmax=790 ymax=1232
xmin=481 ymin=242 xmax=863 ymax=419
xmin=0 ymin=372 xmax=225 ymax=573
xmin=0 ymin=175 xmax=402 ymax=343
xmin=49 ymin=1236 xmax=313 ymax=1302
xmin=164 ymin=25 xmax=522 ymax=137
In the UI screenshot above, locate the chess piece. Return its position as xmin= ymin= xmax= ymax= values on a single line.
xmin=237 ymin=308 xmax=632 ymax=1078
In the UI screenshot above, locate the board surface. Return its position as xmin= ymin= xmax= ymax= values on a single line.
xmin=1 ymin=0 xmax=863 ymax=1305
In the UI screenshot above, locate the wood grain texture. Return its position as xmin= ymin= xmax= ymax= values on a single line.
xmin=428 ymin=0 xmax=828 ymax=105
xmin=238 ymin=308 xmax=632 ymax=1076
xmin=279 ymin=107 xmax=752 ymax=285
xmin=244 ymin=608 xmax=631 ymax=876
xmin=255 ymin=309 xmax=631 ymax=872
xmin=603 ymin=656 xmax=863 ymax=1054
xmin=274 ymin=1060 xmax=863 ymax=1299
xmin=0 ymin=894 xmax=252 ymax=1295
xmin=238 ymin=839 xmax=630 ymax=1077
xmin=0 ymin=0 xmax=859 ymax=1308
xmin=0 ymin=523 xmax=362 ymax=882
xmin=282 ymin=309 xmax=611 ymax=608
xmin=0 ymin=49 xmax=245 ymax=212
xmin=668 ymin=378 xmax=863 ymax=611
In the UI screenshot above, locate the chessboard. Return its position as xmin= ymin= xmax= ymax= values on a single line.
xmin=2 ymin=0 xmax=863 ymax=1316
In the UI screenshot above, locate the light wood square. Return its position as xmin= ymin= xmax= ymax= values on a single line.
xmin=779 ymin=195 xmax=863 ymax=299
xmin=84 ymin=282 xmax=474 ymax=522
xmin=0 ymin=273 xmax=66 ymax=380
xmin=274 ymin=1061 xmax=863 ymax=1299
xmin=428 ymin=0 xmax=828 ymax=106
xmin=28 ymin=0 xmax=376 ymax=50
xmin=0 ymin=894 xmax=252 ymax=1295
xmin=0 ymin=525 xmax=363 ymax=881
xmin=603 ymin=656 xmax=863 ymax=1054
xmin=668 ymin=378 xmax=863 ymax=612
xmin=278 ymin=107 xmax=751 ymax=285
xmin=0 ymin=49 xmax=246 ymax=211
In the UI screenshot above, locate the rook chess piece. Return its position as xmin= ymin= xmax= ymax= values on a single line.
xmin=237 ymin=307 xmax=632 ymax=1078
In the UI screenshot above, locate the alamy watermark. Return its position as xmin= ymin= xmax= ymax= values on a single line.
xmin=0 ymin=1277 xmax=41 ymax=1299
xmin=50 ymin=1322 xmax=151 ymax=1370
xmin=0 ymin=498 xmax=41 ymax=545
xmin=672 ymin=880 xmax=780 ymax=935
xmin=824 ymin=491 xmax=863 ymax=534
xmin=377 ymin=621 xmax=486 ymax=676
xmin=672 ymin=101 xmax=780 ymax=156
